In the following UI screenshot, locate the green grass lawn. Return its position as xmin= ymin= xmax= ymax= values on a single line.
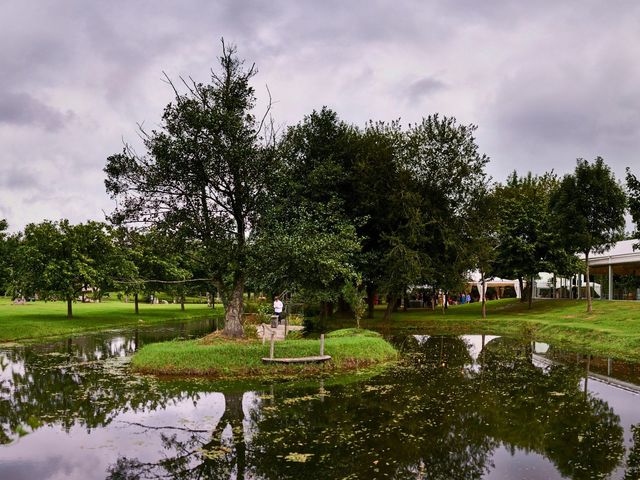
xmin=131 ymin=328 xmax=398 ymax=379
xmin=0 ymin=297 xmax=221 ymax=342
xmin=359 ymin=299 xmax=640 ymax=361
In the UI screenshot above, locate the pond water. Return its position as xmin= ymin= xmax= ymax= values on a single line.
xmin=1 ymin=320 xmax=639 ymax=479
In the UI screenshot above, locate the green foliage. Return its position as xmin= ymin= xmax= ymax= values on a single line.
xmin=341 ymin=276 xmax=367 ymax=328
xmin=302 ymin=316 xmax=326 ymax=335
xmin=287 ymin=313 xmax=303 ymax=326
xmin=113 ymin=228 xmax=195 ymax=301
xmin=404 ymin=115 xmax=490 ymax=293
xmin=550 ymin=158 xmax=626 ymax=311
xmin=105 ymin=41 xmax=274 ymax=336
xmin=0 ymin=219 xmax=10 ymax=294
xmin=551 ymin=158 xmax=626 ymax=256
xmin=250 ymin=108 xmax=361 ymax=303
xmin=493 ymin=172 xmax=560 ymax=281
xmin=250 ymin=205 xmax=360 ymax=302
xmin=626 ymin=168 xmax=640 ymax=249
xmin=243 ymin=301 xmax=260 ymax=314
xmin=256 ymin=301 xmax=272 ymax=324
xmin=8 ymin=220 xmax=132 ymax=317
xmin=350 ymin=121 xmax=405 ymax=298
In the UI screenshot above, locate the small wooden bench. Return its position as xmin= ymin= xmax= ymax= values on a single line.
xmin=261 ymin=355 xmax=332 ymax=364
xmin=262 ymin=333 xmax=331 ymax=364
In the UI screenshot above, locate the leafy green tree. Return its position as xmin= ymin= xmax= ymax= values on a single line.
xmin=550 ymin=158 xmax=627 ymax=312
xmin=12 ymin=220 xmax=115 ymax=318
xmin=250 ymin=208 xmax=360 ymax=318
xmin=0 ymin=219 xmax=8 ymax=294
xmin=349 ymin=121 xmax=406 ymax=317
xmin=78 ymin=223 xmax=137 ymax=303
xmin=341 ymin=274 xmax=367 ymax=328
xmin=493 ymin=172 xmax=563 ymax=307
xmin=105 ymin=42 xmax=274 ymax=337
xmin=250 ymin=108 xmax=361 ymax=317
xmin=256 ymin=111 xmax=488 ymax=321
xmin=405 ymin=115 xmax=490 ymax=306
xmin=626 ymin=168 xmax=640 ymax=249
xmin=112 ymin=228 xmax=192 ymax=314
xmin=465 ymin=186 xmax=499 ymax=318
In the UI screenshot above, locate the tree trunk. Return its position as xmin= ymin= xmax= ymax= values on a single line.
xmin=223 ymin=280 xmax=245 ymax=337
xmin=67 ymin=297 xmax=73 ymax=319
xmin=134 ymin=293 xmax=139 ymax=315
xmin=585 ymin=251 xmax=592 ymax=313
xmin=207 ymin=392 xmax=246 ymax=479
xmin=383 ymin=295 xmax=395 ymax=322
xmin=366 ymin=285 xmax=375 ymax=319
xmin=528 ymin=275 xmax=534 ymax=309
xmin=518 ymin=277 xmax=525 ymax=302
xmin=481 ymin=275 xmax=487 ymax=319
xmin=180 ymin=294 xmax=185 ymax=311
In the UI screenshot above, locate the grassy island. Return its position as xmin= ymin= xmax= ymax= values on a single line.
xmin=131 ymin=328 xmax=398 ymax=379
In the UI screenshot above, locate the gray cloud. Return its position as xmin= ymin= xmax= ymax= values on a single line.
xmin=406 ymin=76 xmax=446 ymax=103
xmin=1 ymin=0 xmax=640 ymax=230
xmin=0 ymin=162 xmax=42 ymax=190
xmin=0 ymin=92 xmax=73 ymax=130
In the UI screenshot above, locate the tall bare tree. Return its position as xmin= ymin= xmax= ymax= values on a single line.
xmin=105 ymin=41 xmax=274 ymax=337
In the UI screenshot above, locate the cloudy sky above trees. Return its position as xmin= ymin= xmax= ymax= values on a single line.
xmin=1 ymin=0 xmax=639 ymax=229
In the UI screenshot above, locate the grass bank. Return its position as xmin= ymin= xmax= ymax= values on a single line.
xmin=131 ymin=328 xmax=398 ymax=379
xmin=359 ymin=299 xmax=640 ymax=361
xmin=0 ymin=297 xmax=220 ymax=342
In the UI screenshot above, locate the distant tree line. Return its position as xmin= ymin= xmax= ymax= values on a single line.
xmin=2 ymin=42 xmax=639 ymax=328
xmin=0 ymin=221 xmax=216 ymax=318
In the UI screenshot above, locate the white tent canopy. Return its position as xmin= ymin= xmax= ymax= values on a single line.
xmin=468 ymin=272 xmax=522 ymax=300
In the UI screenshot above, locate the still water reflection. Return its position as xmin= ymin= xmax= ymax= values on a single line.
xmin=0 ymin=322 xmax=639 ymax=479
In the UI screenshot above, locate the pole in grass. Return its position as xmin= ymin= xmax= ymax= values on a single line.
xmin=270 ymin=332 xmax=275 ymax=359
xmin=320 ymin=333 xmax=325 ymax=356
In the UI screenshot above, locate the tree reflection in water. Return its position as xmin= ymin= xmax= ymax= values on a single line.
xmin=0 ymin=343 xmax=197 ymax=445
xmin=101 ymin=335 xmax=625 ymax=480
xmin=0 ymin=321 xmax=217 ymax=445
xmin=625 ymin=424 xmax=640 ymax=480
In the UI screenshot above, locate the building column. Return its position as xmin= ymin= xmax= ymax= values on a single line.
xmin=608 ymin=264 xmax=613 ymax=301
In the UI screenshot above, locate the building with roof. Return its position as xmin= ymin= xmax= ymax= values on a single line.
xmin=464 ymin=240 xmax=639 ymax=302
xmin=586 ymin=239 xmax=640 ymax=300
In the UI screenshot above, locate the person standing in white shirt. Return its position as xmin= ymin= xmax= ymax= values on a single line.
xmin=273 ymin=296 xmax=284 ymax=324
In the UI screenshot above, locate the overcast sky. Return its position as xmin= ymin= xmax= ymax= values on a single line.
xmin=1 ymin=0 xmax=639 ymax=230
